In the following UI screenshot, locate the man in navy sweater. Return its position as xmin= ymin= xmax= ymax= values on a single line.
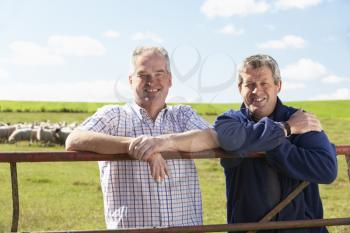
xmin=214 ymin=54 xmax=337 ymax=233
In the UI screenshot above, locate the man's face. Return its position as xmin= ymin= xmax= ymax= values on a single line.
xmin=129 ymin=52 xmax=172 ymax=109
xmin=238 ymin=65 xmax=281 ymax=120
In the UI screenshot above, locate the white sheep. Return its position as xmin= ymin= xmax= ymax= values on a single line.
xmin=8 ymin=128 xmax=38 ymax=143
xmin=0 ymin=126 xmax=17 ymax=142
xmin=68 ymin=122 xmax=78 ymax=129
xmin=37 ymin=127 xmax=58 ymax=145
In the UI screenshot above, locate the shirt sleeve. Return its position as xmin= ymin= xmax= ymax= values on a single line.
xmin=266 ymin=132 xmax=338 ymax=184
xmin=77 ymin=105 xmax=121 ymax=135
xmin=214 ymin=109 xmax=286 ymax=153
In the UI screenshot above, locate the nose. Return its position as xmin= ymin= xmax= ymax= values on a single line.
xmin=145 ymin=77 xmax=154 ymax=86
xmin=146 ymin=74 xmax=158 ymax=82
xmin=252 ymin=85 xmax=261 ymax=94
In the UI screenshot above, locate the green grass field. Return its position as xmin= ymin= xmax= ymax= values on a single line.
xmin=0 ymin=100 xmax=111 ymax=113
xmin=0 ymin=100 xmax=350 ymax=232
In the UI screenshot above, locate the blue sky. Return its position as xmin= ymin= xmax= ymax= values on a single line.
xmin=0 ymin=0 xmax=349 ymax=103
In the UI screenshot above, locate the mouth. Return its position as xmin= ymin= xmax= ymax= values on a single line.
xmin=252 ymin=97 xmax=266 ymax=104
xmin=145 ymin=88 xmax=160 ymax=93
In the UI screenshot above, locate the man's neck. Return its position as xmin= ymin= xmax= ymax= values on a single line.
xmin=136 ymin=102 xmax=166 ymax=121
xmin=250 ymin=113 xmax=261 ymax=122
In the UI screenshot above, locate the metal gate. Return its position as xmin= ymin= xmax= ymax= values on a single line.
xmin=1 ymin=146 xmax=350 ymax=232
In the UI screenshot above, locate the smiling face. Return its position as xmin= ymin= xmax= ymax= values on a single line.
xmin=238 ymin=65 xmax=281 ymax=120
xmin=129 ymin=51 xmax=172 ymax=112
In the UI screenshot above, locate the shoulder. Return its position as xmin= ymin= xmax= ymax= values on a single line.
xmin=276 ymin=100 xmax=298 ymax=119
xmin=214 ymin=109 xmax=246 ymax=130
xmin=169 ymin=104 xmax=195 ymax=112
xmin=283 ymin=105 xmax=297 ymax=117
xmin=167 ymin=105 xmax=210 ymax=128
xmin=95 ymin=104 xmax=126 ymax=114
xmin=217 ymin=109 xmax=245 ymax=120
xmin=91 ymin=104 xmax=129 ymax=120
xmin=167 ymin=104 xmax=199 ymax=116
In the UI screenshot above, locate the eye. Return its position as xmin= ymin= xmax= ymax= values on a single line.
xmin=137 ymin=74 xmax=148 ymax=79
xmin=244 ymin=83 xmax=254 ymax=89
xmin=154 ymin=71 xmax=166 ymax=78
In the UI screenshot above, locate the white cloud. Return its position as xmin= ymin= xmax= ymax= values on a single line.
xmin=201 ymin=0 xmax=270 ymax=18
xmin=8 ymin=41 xmax=65 ymax=66
xmin=0 ymin=80 xmax=124 ymax=102
xmin=3 ymin=35 xmax=106 ymax=66
xmin=0 ymin=67 xmax=9 ymax=79
xmin=48 ymin=35 xmax=106 ymax=56
xmin=131 ymin=32 xmax=163 ymax=43
xmin=201 ymin=0 xmax=321 ymax=18
xmin=281 ymin=81 xmax=306 ymax=90
xmin=281 ymin=58 xmax=327 ymax=81
xmin=275 ymin=0 xmax=322 ymax=10
xmin=321 ymin=75 xmax=346 ymax=84
xmin=258 ymin=35 xmax=306 ymax=49
xmin=218 ymin=24 xmax=244 ymax=35
xmin=103 ymin=30 xmax=121 ymax=39
xmin=310 ymin=88 xmax=350 ymax=100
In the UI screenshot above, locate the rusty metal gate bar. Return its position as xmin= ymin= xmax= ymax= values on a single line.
xmin=247 ymin=180 xmax=310 ymax=233
xmin=2 ymin=146 xmax=350 ymax=162
xmin=10 ymin=162 xmax=19 ymax=232
xmin=1 ymin=145 xmax=349 ymax=233
xmin=346 ymin=154 xmax=350 ymax=181
xmin=21 ymin=218 xmax=350 ymax=233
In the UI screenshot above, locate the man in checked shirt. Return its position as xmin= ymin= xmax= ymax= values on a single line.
xmin=65 ymin=46 xmax=219 ymax=229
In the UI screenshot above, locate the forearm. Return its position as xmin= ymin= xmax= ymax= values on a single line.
xmin=157 ymin=129 xmax=219 ymax=152
xmin=215 ymin=114 xmax=285 ymax=152
xmin=65 ymin=130 xmax=132 ymax=154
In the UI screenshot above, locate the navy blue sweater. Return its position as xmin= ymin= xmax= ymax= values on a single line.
xmin=214 ymin=98 xmax=337 ymax=233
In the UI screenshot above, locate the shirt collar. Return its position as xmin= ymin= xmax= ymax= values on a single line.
xmin=128 ymin=102 xmax=168 ymax=121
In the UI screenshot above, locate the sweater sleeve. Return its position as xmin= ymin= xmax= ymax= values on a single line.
xmin=214 ymin=110 xmax=286 ymax=153
xmin=266 ymin=131 xmax=338 ymax=184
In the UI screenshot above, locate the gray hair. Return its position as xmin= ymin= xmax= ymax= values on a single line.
xmin=237 ymin=54 xmax=281 ymax=85
xmin=130 ymin=46 xmax=171 ymax=74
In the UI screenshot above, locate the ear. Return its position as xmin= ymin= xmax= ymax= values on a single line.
xmin=128 ymin=75 xmax=132 ymax=85
xmin=238 ymin=82 xmax=243 ymax=95
xmin=277 ymin=80 xmax=282 ymax=93
xmin=168 ymin=73 xmax=172 ymax=87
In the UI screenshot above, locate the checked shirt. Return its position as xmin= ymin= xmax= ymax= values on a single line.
xmin=79 ymin=103 xmax=210 ymax=229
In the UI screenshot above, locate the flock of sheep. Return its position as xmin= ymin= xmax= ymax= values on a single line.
xmin=0 ymin=122 xmax=78 ymax=145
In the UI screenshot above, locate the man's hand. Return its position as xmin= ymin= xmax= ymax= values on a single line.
xmin=128 ymin=135 xmax=169 ymax=161
xmin=287 ymin=109 xmax=322 ymax=134
xmin=148 ymin=153 xmax=169 ymax=182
